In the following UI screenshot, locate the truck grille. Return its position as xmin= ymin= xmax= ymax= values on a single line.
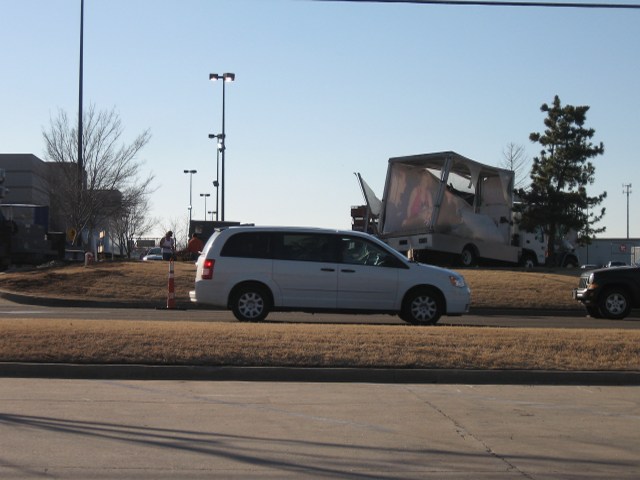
xmin=578 ymin=276 xmax=589 ymax=289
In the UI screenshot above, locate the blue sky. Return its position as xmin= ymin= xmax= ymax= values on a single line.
xmin=1 ymin=0 xmax=638 ymax=239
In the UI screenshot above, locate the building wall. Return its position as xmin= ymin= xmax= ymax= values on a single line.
xmin=0 ymin=154 xmax=50 ymax=205
xmin=575 ymin=238 xmax=640 ymax=267
xmin=1 ymin=153 xmax=129 ymax=254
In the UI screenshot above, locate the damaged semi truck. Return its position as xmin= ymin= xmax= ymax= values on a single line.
xmin=354 ymin=151 xmax=578 ymax=268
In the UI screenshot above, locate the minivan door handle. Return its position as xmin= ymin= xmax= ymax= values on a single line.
xmin=341 ymin=269 xmax=356 ymax=273
xmin=320 ymin=268 xmax=335 ymax=272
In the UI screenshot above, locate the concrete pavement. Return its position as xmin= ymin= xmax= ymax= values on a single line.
xmin=1 ymin=379 xmax=639 ymax=479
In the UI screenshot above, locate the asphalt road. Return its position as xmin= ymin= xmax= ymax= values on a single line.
xmin=1 ymin=295 xmax=639 ymax=328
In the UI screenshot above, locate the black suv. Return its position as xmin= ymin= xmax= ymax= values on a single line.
xmin=573 ymin=266 xmax=640 ymax=319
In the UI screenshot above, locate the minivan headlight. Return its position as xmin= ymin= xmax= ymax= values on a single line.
xmin=449 ymin=275 xmax=466 ymax=288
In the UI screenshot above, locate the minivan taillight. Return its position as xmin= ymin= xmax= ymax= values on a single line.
xmin=201 ymin=259 xmax=215 ymax=280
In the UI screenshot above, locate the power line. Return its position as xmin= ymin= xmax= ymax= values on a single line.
xmin=313 ymin=0 xmax=640 ymax=9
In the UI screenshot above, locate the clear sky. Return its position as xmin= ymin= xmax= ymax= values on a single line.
xmin=1 ymin=0 xmax=638 ymax=240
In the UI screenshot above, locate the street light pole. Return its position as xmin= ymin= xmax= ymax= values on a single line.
xmin=208 ymin=133 xmax=222 ymax=221
xmin=78 ymin=0 xmax=84 ymax=188
xmin=209 ymin=73 xmax=235 ymax=222
xmin=200 ymin=193 xmax=210 ymax=220
xmin=183 ymin=169 xmax=197 ymax=225
xmin=75 ymin=0 xmax=85 ymax=248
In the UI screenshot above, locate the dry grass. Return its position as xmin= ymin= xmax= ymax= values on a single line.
xmin=0 ymin=260 xmax=581 ymax=309
xmin=0 ymin=261 xmax=196 ymax=303
xmin=1 ymin=319 xmax=639 ymax=371
xmin=2 ymin=261 xmax=635 ymax=371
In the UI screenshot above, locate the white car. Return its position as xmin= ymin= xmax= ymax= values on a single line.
xmin=141 ymin=247 xmax=163 ymax=261
xmin=190 ymin=226 xmax=471 ymax=324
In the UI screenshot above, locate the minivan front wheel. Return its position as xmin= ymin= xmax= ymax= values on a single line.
xmin=231 ymin=285 xmax=271 ymax=322
xmin=400 ymin=288 xmax=443 ymax=325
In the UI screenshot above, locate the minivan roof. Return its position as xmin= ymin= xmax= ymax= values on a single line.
xmin=218 ymin=225 xmax=371 ymax=236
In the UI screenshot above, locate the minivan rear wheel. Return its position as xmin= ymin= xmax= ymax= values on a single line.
xmin=231 ymin=285 xmax=271 ymax=322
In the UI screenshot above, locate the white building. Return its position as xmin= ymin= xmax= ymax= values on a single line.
xmin=574 ymin=238 xmax=640 ymax=267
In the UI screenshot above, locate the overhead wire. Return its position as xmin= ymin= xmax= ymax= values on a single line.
xmin=312 ymin=0 xmax=640 ymax=9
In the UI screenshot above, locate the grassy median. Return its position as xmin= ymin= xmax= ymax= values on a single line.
xmin=1 ymin=319 xmax=639 ymax=370
xmin=1 ymin=261 xmax=638 ymax=371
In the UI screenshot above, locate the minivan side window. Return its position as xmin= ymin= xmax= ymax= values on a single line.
xmin=220 ymin=232 xmax=272 ymax=258
xmin=340 ymin=236 xmax=406 ymax=268
xmin=274 ymin=233 xmax=337 ymax=263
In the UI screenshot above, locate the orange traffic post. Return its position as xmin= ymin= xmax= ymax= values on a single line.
xmin=166 ymin=259 xmax=176 ymax=309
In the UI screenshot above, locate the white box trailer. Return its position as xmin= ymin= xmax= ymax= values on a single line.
xmin=362 ymin=151 xmax=548 ymax=267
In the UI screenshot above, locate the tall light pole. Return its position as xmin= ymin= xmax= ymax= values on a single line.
xmin=75 ymin=0 xmax=85 ymax=247
xmin=208 ymin=133 xmax=223 ymax=221
xmin=78 ymin=0 xmax=84 ymax=186
xmin=200 ymin=193 xmax=210 ymax=220
xmin=209 ymin=72 xmax=235 ymax=221
xmin=183 ymin=169 xmax=197 ymax=225
xmin=208 ymin=210 xmax=216 ymax=221
xmin=623 ymin=183 xmax=632 ymax=239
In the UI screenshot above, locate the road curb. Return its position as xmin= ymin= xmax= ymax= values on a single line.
xmin=0 ymin=290 xmax=204 ymax=310
xmin=0 ymin=289 xmax=585 ymax=316
xmin=0 ymin=363 xmax=638 ymax=385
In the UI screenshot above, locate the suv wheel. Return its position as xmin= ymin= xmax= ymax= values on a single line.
xmin=598 ymin=288 xmax=631 ymax=320
xmin=231 ymin=285 xmax=271 ymax=322
xmin=400 ymin=288 xmax=442 ymax=325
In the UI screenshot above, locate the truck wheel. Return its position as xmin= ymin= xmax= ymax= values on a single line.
xmin=231 ymin=284 xmax=271 ymax=322
xmin=598 ymin=288 xmax=631 ymax=320
xmin=400 ymin=288 xmax=443 ymax=325
xmin=563 ymin=255 xmax=578 ymax=268
xmin=520 ymin=253 xmax=536 ymax=269
xmin=460 ymin=247 xmax=476 ymax=267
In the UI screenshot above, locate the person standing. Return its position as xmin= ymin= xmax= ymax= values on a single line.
xmin=160 ymin=231 xmax=175 ymax=261
xmin=186 ymin=232 xmax=204 ymax=260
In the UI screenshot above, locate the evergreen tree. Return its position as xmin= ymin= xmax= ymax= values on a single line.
xmin=517 ymin=95 xmax=606 ymax=264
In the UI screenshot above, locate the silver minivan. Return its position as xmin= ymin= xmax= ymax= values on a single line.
xmin=190 ymin=226 xmax=471 ymax=324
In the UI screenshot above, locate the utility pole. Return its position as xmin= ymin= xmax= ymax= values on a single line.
xmin=623 ymin=183 xmax=632 ymax=239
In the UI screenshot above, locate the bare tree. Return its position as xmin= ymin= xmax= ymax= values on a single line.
xmin=110 ymin=185 xmax=157 ymax=258
xmin=501 ymin=143 xmax=530 ymax=189
xmin=43 ymin=105 xmax=152 ymax=247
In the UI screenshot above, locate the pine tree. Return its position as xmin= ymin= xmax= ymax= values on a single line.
xmin=517 ymin=95 xmax=606 ymax=265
